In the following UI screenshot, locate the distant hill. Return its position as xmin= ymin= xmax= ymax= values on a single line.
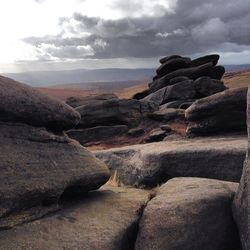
xmin=224 ymin=69 xmax=250 ymax=88
xmin=3 ymin=68 xmax=155 ymax=87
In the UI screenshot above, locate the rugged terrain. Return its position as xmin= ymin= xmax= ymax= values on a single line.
xmin=0 ymin=54 xmax=249 ymax=249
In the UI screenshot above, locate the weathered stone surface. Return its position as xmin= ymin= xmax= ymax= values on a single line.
xmin=186 ymin=87 xmax=247 ymax=136
xmin=95 ymin=135 xmax=247 ymax=187
xmin=0 ymin=122 xmax=110 ymax=225
xmin=135 ymin=177 xmax=241 ymax=250
xmin=0 ymin=75 xmax=80 ymax=131
xmin=148 ymin=108 xmax=184 ymax=122
xmin=144 ymin=80 xmax=196 ymax=105
xmin=145 ymin=128 xmax=166 ymax=142
xmin=156 ymin=57 xmax=190 ymax=78
xmin=149 ymin=62 xmax=225 ymax=93
xmin=233 ymin=87 xmax=250 ymax=250
xmin=76 ymin=99 xmax=157 ymax=128
xmin=66 ymin=93 xmax=118 ymax=108
xmin=67 ymin=125 xmax=129 ymax=145
xmin=190 ymin=54 xmax=220 ymax=67
xmin=169 ymin=76 xmax=190 ymax=85
xmin=0 ymin=186 xmax=149 ymax=250
xmin=194 ymin=77 xmax=227 ymax=97
xmin=160 ymin=99 xmax=195 ymax=109
xmin=159 ymin=55 xmax=182 ymax=64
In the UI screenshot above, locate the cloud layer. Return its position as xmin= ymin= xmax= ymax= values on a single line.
xmin=24 ymin=0 xmax=250 ymax=62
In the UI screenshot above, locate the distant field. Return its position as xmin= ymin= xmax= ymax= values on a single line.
xmin=224 ymin=69 xmax=250 ymax=88
xmin=37 ymin=69 xmax=250 ymax=101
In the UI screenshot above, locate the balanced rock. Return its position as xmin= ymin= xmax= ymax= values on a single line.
xmin=190 ymin=54 xmax=220 ymax=67
xmin=66 ymin=93 xmax=118 ymax=108
xmin=149 ymin=62 xmax=225 ymax=93
xmin=67 ymin=125 xmax=129 ymax=145
xmin=156 ymin=57 xmax=190 ymax=78
xmin=135 ymin=177 xmax=241 ymax=250
xmin=76 ymin=99 xmax=158 ymax=129
xmin=0 ymin=75 xmax=80 ymax=131
xmin=233 ymin=88 xmax=250 ymax=250
xmin=159 ymin=55 xmax=182 ymax=64
xmin=186 ymin=87 xmax=247 ymax=136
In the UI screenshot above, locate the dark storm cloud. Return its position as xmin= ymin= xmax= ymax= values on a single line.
xmin=24 ymin=0 xmax=250 ymax=60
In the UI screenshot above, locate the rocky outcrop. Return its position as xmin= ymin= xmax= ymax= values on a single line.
xmin=233 ymin=88 xmax=250 ymax=250
xmin=186 ymin=87 xmax=247 ymax=136
xmin=0 ymin=186 xmax=149 ymax=250
xmin=75 ymin=99 xmax=157 ymax=129
xmin=66 ymin=93 xmax=118 ymax=108
xmin=156 ymin=57 xmax=191 ymax=78
xmin=135 ymin=177 xmax=241 ymax=250
xmin=0 ymin=75 xmax=80 ymax=131
xmin=0 ymin=76 xmax=110 ymax=227
xmin=67 ymin=125 xmax=129 ymax=145
xmin=95 ymin=135 xmax=246 ymax=187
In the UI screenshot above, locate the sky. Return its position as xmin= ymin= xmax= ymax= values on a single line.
xmin=0 ymin=0 xmax=249 ymax=73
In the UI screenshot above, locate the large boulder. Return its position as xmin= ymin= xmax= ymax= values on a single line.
xmin=194 ymin=77 xmax=227 ymax=98
xmin=186 ymin=87 xmax=247 ymax=136
xmin=76 ymin=99 xmax=158 ymax=128
xmin=67 ymin=125 xmax=129 ymax=145
xmin=190 ymin=54 xmax=220 ymax=67
xmin=143 ymin=80 xmax=196 ymax=105
xmin=233 ymin=88 xmax=250 ymax=250
xmin=0 ymin=122 xmax=110 ymax=227
xmin=0 ymin=186 xmax=149 ymax=250
xmin=66 ymin=93 xmax=118 ymax=108
xmin=135 ymin=177 xmax=241 ymax=250
xmin=95 ymin=135 xmax=246 ymax=187
xmin=156 ymin=57 xmax=190 ymax=78
xmin=0 ymin=75 xmax=80 ymax=131
xmin=149 ymin=63 xmax=225 ymax=93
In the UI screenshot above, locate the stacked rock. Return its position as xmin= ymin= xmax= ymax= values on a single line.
xmin=133 ymin=54 xmax=227 ymax=111
xmin=0 ymin=75 xmax=110 ymax=227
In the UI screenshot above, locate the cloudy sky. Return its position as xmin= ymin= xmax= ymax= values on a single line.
xmin=0 ymin=0 xmax=249 ymax=72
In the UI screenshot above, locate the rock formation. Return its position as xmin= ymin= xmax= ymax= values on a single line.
xmin=186 ymin=87 xmax=247 ymax=136
xmin=233 ymin=87 xmax=250 ymax=250
xmin=0 ymin=75 xmax=110 ymax=227
xmin=135 ymin=178 xmax=241 ymax=250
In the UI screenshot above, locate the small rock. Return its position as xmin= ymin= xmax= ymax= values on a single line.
xmin=146 ymin=128 xmax=166 ymax=142
xmin=160 ymin=125 xmax=172 ymax=132
xmin=148 ymin=108 xmax=178 ymax=122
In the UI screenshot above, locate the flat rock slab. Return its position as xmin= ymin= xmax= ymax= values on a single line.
xmin=135 ymin=177 xmax=241 ymax=250
xmin=0 ymin=75 xmax=80 ymax=131
xmin=0 ymin=186 xmax=149 ymax=250
xmin=0 ymin=122 xmax=110 ymax=225
xmin=95 ymin=135 xmax=247 ymax=187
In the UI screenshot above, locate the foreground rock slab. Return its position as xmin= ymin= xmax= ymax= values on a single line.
xmin=95 ymin=135 xmax=247 ymax=187
xmin=135 ymin=177 xmax=241 ymax=250
xmin=0 ymin=122 xmax=110 ymax=225
xmin=233 ymin=88 xmax=250 ymax=250
xmin=0 ymin=186 xmax=149 ymax=250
